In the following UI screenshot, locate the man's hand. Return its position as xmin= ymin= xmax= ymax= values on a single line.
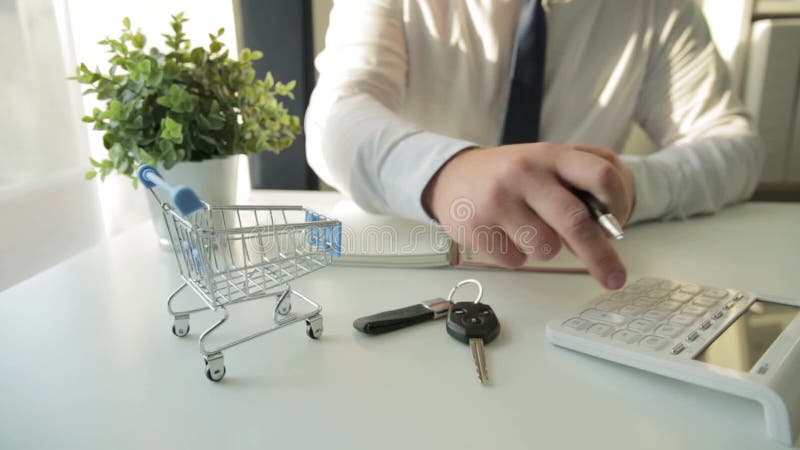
xmin=422 ymin=142 xmax=636 ymax=290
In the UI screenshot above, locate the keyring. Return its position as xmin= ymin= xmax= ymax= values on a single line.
xmin=447 ymin=279 xmax=483 ymax=304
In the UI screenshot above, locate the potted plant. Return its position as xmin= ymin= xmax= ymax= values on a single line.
xmin=72 ymin=13 xmax=300 ymax=244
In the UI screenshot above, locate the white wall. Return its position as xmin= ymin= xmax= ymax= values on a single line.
xmin=312 ymin=0 xmax=333 ymax=76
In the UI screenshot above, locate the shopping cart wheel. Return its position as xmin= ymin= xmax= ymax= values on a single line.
xmin=204 ymin=353 xmax=226 ymax=382
xmin=205 ymin=366 xmax=226 ymax=382
xmin=172 ymin=315 xmax=190 ymax=337
xmin=305 ymin=315 xmax=323 ymax=339
xmin=171 ymin=324 xmax=190 ymax=337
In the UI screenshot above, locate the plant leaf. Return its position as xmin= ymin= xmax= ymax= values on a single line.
xmin=160 ymin=116 xmax=184 ymax=144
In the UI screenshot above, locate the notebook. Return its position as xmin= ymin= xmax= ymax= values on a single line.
xmin=326 ymin=200 xmax=586 ymax=273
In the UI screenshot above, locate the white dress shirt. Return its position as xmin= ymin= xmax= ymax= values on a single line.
xmin=305 ymin=0 xmax=763 ymax=224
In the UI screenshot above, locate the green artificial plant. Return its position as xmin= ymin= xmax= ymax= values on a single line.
xmin=73 ymin=13 xmax=301 ymax=185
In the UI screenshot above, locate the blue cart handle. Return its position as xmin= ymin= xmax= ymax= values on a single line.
xmin=137 ymin=164 xmax=204 ymax=216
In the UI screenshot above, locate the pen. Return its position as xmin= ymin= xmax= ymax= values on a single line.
xmin=572 ymin=189 xmax=624 ymax=240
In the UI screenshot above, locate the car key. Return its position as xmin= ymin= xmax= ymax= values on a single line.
xmin=445 ymin=281 xmax=500 ymax=384
xmin=352 ymin=279 xmax=482 ymax=335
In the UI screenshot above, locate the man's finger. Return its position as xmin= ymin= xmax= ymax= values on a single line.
xmin=569 ymin=145 xmax=620 ymax=165
xmin=497 ymin=205 xmax=562 ymax=261
xmin=555 ymin=149 xmax=628 ymax=220
xmin=524 ymin=180 xmax=627 ymax=289
xmin=471 ymin=224 xmax=527 ymax=268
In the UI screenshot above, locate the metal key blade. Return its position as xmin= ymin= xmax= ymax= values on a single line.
xmin=469 ymin=338 xmax=489 ymax=384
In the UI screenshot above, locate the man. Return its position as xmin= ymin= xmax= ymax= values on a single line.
xmin=305 ymin=0 xmax=763 ymax=289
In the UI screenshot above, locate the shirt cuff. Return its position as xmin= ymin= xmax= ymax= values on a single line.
xmin=379 ymin=131 xmax=477 ymax=223
xmin=620 ymin=154 xmax=673 ymax=224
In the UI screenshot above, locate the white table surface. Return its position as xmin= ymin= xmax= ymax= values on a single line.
xmin=1 ymin=192 xmax=799 ymax=450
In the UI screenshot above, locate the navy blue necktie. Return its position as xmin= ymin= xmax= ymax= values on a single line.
xmin=501 ymin=0 xmax=547 ymax=144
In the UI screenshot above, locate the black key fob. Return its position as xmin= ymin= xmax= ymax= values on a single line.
xmin=353 ymin=298 xmax=451 ymax=335
xmin=446 ymin=301 xmax=500 ymax=345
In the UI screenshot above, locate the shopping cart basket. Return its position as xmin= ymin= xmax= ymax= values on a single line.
xmin=137 ymin=164 xmax=341 ymax=382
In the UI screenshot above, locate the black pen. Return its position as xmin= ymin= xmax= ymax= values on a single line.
xmin=572 ymin=189 xmax=624 ymax=240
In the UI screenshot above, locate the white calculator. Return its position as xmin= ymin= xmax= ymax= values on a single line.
xmin=546 ymin=277 xmax=800 ymax=446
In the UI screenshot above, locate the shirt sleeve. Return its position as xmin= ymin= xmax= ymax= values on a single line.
xmin=305 ymin=0 xmax=476 ymax=222
xmin=621 ymin=0 xmax=764 ymax=223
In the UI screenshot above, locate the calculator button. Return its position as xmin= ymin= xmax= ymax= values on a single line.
xmin=581 ymin=309 xmax=629 ymax=325
xmin=671 ymin=343 xmax=686 ymax=355
xmin=704 ymin=288 xmax=728 ymax=299
xmin=633 ymin=297 xmax=660 ymax=306
xmin=647 ymin=289 xmax=671 ymax=299
xmin=643 ymin=310 xmax=670 ymax=321
xmin=628 ymin=319 xmax=656 ymax=333
xmin=563 ymin=318 xmax=591 ymax=331
xmin=670 ymin=292 xmax=693 ymax=303
xmin=612 ymin=329 xmax=641 ymax=344
xmin=670 ymin=314 xmax=697 ymax=326
xmin=732 ymin=293 xmax=744 ymax=302
xmin=610 ymin=292 xmax=634 ymax=302
xmin=595 ymin=301 xmax=621 ymax=312
xmin=639 ymin=335 xmax=669 ymax=351
xmin=692 ymin=295 xmax=719 ymax=307
xmin=655 ymin=324 xmax=684 ymax=338
xmin=687 ymin=331 xmax=700 ymax=342
xmin=680 ymin=284 xmax=701 ymax=294
xmin=636 ymin=277 xmax=660 ymax=287
xmin=625 ymin=284 xmax=649 ymax=293
xmin=656 ymin=280 xmax=681 ymax=291
xmin=587 ymin=323 xmax=613 ymax=337
xmin=593 ymin=293 xmax=615 ymax=303
xmin=700 ymin=320 xmax=712 ymax=330
xmin=619 ymin=305 xmax=647 ymax=317
xmin=656 ymin=300 xmax=682 ymax=312
xmin=712 ymin=311 xmax=724 ymax=320
xmin=724 ymin=301 xmax=735 ymax=309
xmin=681 ymin=305 xmax=707 ymax=316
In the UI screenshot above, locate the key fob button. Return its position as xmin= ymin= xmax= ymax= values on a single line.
xmin=446 ymin=301 xmax=500 ymax=345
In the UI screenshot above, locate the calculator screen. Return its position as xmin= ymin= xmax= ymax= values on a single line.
xmin=696 ymin=301 xmax=799 ymax=371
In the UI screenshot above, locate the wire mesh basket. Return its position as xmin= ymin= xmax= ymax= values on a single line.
xmin=138 ymin=165 xmax=340 ymax=381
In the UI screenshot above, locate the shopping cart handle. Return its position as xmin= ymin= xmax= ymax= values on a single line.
xmin=137 ymin=164 xmax=204 ymax=216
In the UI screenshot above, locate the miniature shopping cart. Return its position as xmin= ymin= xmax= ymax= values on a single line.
xmin=137 ymin=165 xmax=340 ymax=382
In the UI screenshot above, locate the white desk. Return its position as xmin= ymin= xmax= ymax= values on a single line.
xmin=1 ymin=193 xmax=799 ymax=450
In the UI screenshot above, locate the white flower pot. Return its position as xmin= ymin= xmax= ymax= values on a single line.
xmin=146 ymin=156 xmax=240 ymax=249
